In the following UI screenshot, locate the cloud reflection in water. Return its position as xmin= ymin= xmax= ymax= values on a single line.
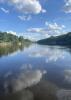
xmin=29 ymin=46 xmax=65 ymax=62
xmin=57 ymin=89 xmax=71 ymax=100
xmin=4 ymin=64 xmax=46 ymax=94
xmin=64 ymin=69 xmax=71 ymax=84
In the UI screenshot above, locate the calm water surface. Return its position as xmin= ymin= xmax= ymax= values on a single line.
xmin=0 ymin=44 xmax=71 ymax=100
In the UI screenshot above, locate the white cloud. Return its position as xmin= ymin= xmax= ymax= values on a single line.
xmin=64 ymin=0 xmax=71 ymax=13
xmin=18 ymin=15 xmax=32 ymax=21
xmin=24 ymin=22 xmax=65 ymax=40
xmin=42 ymin=9 xmax=47 ymax=13
xmin=27 ymin=28 xmax=44 ymax=33
xmin=9 ymin=22 xmax=65 ymax=41
xmin=1 ymin=7 xmax=9 ymax=13
xmin=0 ymin=0 xmax=46 ymax=14
xmin=48 ymin=23 xmax=64 ymax=30
xmin=26 ymin=27 xmax=50 ymax=40
xmin=27 ymin=22 xmax=65 ymax=39
xmin=23 ymin=32 xmax=49 ymax=41
xmin=45 ymin=22 xmax=65 ymax=36
xmin=45 ymin=21 xmax=49 ymax=26
xmin=7 ymin=31 xmax=17 ymax=35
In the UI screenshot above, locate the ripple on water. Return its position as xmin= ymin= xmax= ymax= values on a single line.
xmin=56 ymin=89 xmax=71 ymax=100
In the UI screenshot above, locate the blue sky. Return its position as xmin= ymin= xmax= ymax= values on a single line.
xmin=0 ymin=0 xmax=71 ymax=40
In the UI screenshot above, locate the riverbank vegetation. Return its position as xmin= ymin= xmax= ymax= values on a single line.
xmin=0 ymin=31 xmax=31 ymax=47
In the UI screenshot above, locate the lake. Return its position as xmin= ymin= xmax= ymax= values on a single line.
xmin=0 ymin=44 xmax=71 ymax=100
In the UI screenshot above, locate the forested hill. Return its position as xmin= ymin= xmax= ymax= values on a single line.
xmin=37 ymin=32 xmax=71 ymax=46
xmin=0 ymin=31 xmax=30 ymax=44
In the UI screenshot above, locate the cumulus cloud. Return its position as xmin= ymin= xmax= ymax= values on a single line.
xmin=24 ymin=35 xmax=38 ymax=41
xmin=42 ymin=9 xmax=47 ymax=13
xmin=7 ymin=30 xmax=17 ymax=35
xmin=27 ymin=28 xmax=44 ymax=33
xmin=1 ymin=7 xmax=9 ymax=13
xmin=0 ymin=0 xmax=45 ymax=14
xmin=23 ymin=27 xmax=49 ymax=40
xmin=47 ymin=23 xmax=65 ymax=31
xmin=46 ymin=22 xmax=65 ymax=35
xmin=27 ymin=22 xmax=65 ymax=38
xmin=23 ymin=22 xmax=66 ymax=41
xmin=27 ymin=27 xmax=49 ymax=36
xmin=45 ymin=21 xmax=49 ymax=26
xmin=64 ymin=0 xmax=71 ymax=13
xmin=18 ymin=15 xmax=32 ymax=21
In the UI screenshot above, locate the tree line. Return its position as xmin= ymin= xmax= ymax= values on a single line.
xmin=0 ymin=31 xmax=30 ymax=44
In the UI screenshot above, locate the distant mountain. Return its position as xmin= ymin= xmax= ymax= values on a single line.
xmin=37 ymin=32 xmax=71 ymax=46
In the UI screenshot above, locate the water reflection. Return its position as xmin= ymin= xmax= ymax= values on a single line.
xmin=0 ymin=90 xmax=34 ymax=100
xmin=29 ymin=45 xmax=66 ymax=62
xmin=0 ymin=43 xmax=31 ymax=58
xmin=0 ymin=64 xmax=47 ymax=100
xmin=4 ymin=70 xmax=44 ymax=93
xmin=0 ymin=44 xmax=71 ymax=100
xmin=29 ymin=80 xmax=58 ymax=100
xmin=3 ymin=64 xmax=46 ymax=94
xmin=57 ymin=89 xmax=71 ymax=100
xmin=64 ymin=70 xmax=71 ymax=84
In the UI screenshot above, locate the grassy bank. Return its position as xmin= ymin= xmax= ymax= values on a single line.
xmin=0 ymin=42 xmax=12 ymax=47
xmin=0 ymin=42 xmax=28 ymax=47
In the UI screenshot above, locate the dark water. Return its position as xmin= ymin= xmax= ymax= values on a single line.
xmin=0 ymin=44 xmax=71 ymax=100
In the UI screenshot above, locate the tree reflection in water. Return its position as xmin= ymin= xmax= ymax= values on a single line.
xmin=0 ymin=43 xmax=31 ymax=58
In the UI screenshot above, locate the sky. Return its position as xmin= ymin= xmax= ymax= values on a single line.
xmin=0 ymin=0 xmax=71 ymax=40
